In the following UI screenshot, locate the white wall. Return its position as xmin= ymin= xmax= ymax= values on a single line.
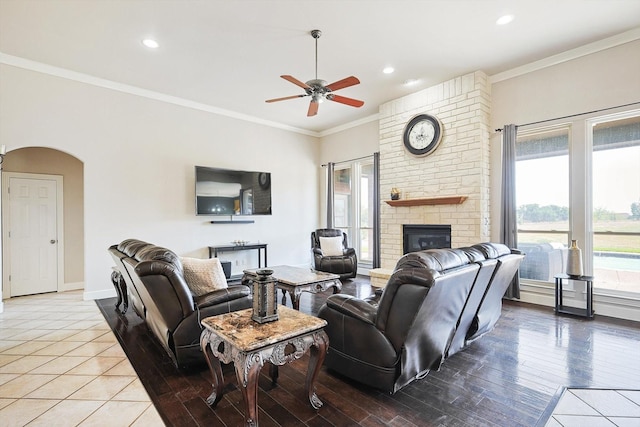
xmin=0 ymin=64 xmax=320 ymax=300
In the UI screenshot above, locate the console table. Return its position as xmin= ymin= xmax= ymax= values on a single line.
xmin=208 ymin=243 xmax=267 ymax=269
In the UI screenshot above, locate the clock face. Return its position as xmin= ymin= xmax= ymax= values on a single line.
xmin=408 ymin=121 xmax=436 ymax=150
xmin=403 ymin=114 xmax=442 ymax=156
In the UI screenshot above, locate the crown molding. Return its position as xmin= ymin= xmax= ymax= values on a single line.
xmin=0 ymin=52 xmax=320 ymax=138
xmin=318 ymin=113 xmax=380 ymax=137
xmin=490 ymin=27 xmax=640 ymax=84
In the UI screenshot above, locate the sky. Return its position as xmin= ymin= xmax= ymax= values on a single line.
xmin=516 ymin=146 xmax=640 ymax=214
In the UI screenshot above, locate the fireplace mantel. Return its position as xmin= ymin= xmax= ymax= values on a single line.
xmin=385 ymin=196 xmax=468 ymax=207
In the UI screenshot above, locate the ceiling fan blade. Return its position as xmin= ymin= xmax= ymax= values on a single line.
xmin=326 ymin=76 xmax=360 ymax=92
xmin=328 ymin=94 xmax=364 ymax=108
xmin=307 ymin=101 xmax=319 ymax=117
xmin=265 ymin=94 xmax=307 ymax=103
xmin=281 ymin=75 xmax=311 ymax=89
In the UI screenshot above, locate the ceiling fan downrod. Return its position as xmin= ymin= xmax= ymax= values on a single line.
xmin=311 ymin=29 xmax=321 ymax=80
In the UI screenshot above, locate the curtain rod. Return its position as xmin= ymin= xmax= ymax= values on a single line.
xmin=494 ymin=101 xmax=640 ymax=132
xmin=321 ymin=152 xmax=378 ymax=167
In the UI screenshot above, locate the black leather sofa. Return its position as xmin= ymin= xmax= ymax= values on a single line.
xmin=317 ymin=243 xmax=523 ymax=393
xmin=108 ymin=239 xmax=252 ymax=369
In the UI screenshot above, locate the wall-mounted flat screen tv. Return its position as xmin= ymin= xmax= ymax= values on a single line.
xmin=195 ymin=166 xmax=272 ymax=216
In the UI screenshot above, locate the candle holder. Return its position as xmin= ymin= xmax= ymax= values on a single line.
xmin=250 ymin=269 xmax=279 ymax=323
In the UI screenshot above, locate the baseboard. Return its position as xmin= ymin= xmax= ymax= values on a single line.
xmin=60 ymin=281 xmax=84 ymax=292
xmin=84 ymin=288 xmax=117 ymax=301
xmin=519 ymin=284 xmax=640 ymax=322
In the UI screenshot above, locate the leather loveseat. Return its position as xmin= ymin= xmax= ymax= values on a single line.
xmin=108 ymin=239 xmax=252 ymax=369
xmin=317 ymin=243 xmax=523 ymax=393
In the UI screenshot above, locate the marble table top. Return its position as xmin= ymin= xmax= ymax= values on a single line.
xmin=201 ymin=306 xmax=327 ymax=352
xmin=243 ymin=265 xmax=340 ymax=286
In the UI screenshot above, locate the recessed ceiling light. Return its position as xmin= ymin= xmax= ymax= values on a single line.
xmin=496 ymin=14 xmax=514 ymax=25
xmin=383 ymin=66 xmax=395 ymax=74
xmin=142 ymin=38 xmax=159 ymax=49
xmin=403 ymin=79 xmax=420 ymax=86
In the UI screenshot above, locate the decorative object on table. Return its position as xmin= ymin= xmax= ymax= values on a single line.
xmin=233 ymin=240 xmax=248 ymax=246
xmin=566 ymin=239 xmax=584 ymax=277
xmin=390 ymin=188 xmax=400 ymax=200
xmin=403 ymin=113 xmax=443 ymax=156
xmin=250 ymin=269 xmax=279 ymax=323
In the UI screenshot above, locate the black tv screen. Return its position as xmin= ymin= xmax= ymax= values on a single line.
xmin=195 ymin=166 xmax=272 ymax=216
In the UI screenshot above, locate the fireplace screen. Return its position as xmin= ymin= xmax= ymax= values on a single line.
xmin=403 ymin=224 xmax=451 ymax=254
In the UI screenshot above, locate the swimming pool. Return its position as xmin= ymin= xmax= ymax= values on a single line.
xmin=594 ymin=253 xmax=640 ymax=272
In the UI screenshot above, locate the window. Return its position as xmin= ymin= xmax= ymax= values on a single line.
xmin=515 ymin=110 xmax=640 ymax=297
xmin=333 ymin=158 xmax=375 ymax=267
xmin=590 ymin=114 xmax=640 ymax=293
xmin=515 ymin=127 xmax=570 ymax=282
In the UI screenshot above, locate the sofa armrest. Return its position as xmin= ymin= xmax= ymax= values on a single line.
xmin=194 ymin=285 xmax=251 ymax=309
xmin=325 ymin=294 xmax=377 ymax=325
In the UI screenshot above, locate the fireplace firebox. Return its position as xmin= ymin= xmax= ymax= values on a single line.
xmin=403 ymin=224 xmax=451 ymax=254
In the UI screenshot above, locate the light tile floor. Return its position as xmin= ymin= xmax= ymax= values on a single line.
xmin=545 ymin=388 xmax=640 ymax=427
xmin=0 ymin=290 xmax=164 ymax=427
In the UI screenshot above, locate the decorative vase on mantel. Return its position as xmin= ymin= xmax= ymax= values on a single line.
xmin=566 ymin=239 xmax=584 ymax=278
xmin=390 ymin=188 xmax=400 ymax=200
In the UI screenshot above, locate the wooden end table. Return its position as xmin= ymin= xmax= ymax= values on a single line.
xmin=200 ymin=306 xmax=328 ymax=426
xmin=243 ymin=265 xmax=342 ymax=310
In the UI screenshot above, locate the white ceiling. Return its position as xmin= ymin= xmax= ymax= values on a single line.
xmin=1 ymin=0 xmax=640 ymax=135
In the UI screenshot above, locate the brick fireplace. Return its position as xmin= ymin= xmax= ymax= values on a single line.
xmin=378 ymin=71 xmax=491 ymax=269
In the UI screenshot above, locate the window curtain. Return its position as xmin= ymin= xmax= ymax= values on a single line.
xmin=373 ymin=152 xmax=381 ymax=268
xmin=326 ymin=162 xmax=335 ymax=228
xmin=500 ymin=124 xmax=520 ymax=299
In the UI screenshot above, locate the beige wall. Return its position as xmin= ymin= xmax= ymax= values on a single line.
xmin=3 ymin=148 xmax=84 ymax=285
xmin=0 ymin=64 xmax=320 ymax=299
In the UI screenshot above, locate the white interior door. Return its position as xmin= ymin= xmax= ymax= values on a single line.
xmin=7 ymin=177 xmax=59 ymax=297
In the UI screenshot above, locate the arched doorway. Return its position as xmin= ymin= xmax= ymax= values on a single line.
xmin=1 ymin=147 xmax=84 ymax=299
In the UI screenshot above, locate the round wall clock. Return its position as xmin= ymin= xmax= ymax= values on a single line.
xmin=402 ymin=114 xmax=443 ymax=156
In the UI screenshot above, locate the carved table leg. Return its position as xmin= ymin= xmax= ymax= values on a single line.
xmin=235 ymin=354 xmax=263 ymax=427
xmin=110 ymin=270 xmax=128 ymax=314
xmin=200 ymin=334 xmax=225 ymax=407
xmin=306 ymin=330 xmax=329 ymax=409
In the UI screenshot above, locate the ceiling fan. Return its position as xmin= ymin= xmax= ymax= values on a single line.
xmin=266 ymin=29 xmax=364 ymax=117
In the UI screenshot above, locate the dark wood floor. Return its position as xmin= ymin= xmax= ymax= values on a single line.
xmin=97 ymin=277 xmax=640 ymax=427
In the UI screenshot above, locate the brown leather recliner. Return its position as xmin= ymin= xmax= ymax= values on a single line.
xmin=318 ymin=243 xmax=523 ymax=393
xmin=311 ymin=228 xmax=358 ymax=279
xmin=110 ymin=240 xmax=252 ymax=369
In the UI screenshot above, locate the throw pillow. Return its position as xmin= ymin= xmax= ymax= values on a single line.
xmin=319 ymin=236 xmax=344 ymax=256
xmin=180 ymin=257 xmax=228 ymax=296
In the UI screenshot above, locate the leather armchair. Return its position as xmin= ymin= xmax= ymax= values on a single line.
xmin=311 ymin=228 xmax=358 ymax=279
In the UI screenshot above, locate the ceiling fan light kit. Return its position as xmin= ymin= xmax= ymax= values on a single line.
xmin=265 ymin=29 xmax=364 ymax=117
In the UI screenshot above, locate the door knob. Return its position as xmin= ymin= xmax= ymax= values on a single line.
xmin=50 ymin=239 xmax=57 ymax=244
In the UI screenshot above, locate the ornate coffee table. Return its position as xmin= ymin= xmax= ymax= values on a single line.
xmin=200 ymin=307 xmax=328 ymax=426
xmin=243 ymin=265 xmax=342 ymax=310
